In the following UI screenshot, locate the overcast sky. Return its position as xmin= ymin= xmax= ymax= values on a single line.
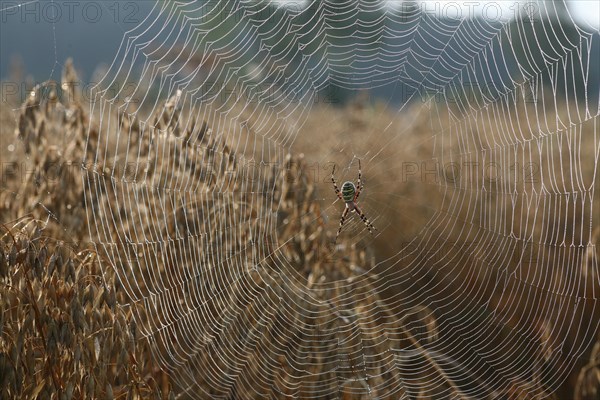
xmin=567 ymin=0 xmax=600 ymax=28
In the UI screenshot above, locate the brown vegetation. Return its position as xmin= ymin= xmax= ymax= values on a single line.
xmin=1 ymin=60 xmax=598 ymax=399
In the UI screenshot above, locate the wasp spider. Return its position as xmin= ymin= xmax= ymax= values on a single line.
xmin=331 ymin=160 xmax=376 ymax=242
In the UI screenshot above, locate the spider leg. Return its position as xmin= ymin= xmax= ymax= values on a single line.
xmin=331 ymin=165 xmax=342 ymax=200
xmin=354 ymin=159 xmax=363 ymax=201
xmin=335 ymin=206 xmax=350 ymax=242
xmin=354 ymin=205 xmax=376 ymax=234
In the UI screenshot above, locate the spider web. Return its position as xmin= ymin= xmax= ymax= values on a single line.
xmin=72 ymin=1 xmax=600 ymax=398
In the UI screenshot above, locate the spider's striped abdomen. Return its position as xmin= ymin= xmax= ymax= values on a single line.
xmin=341 ymin=181 xmax=356 ymax=203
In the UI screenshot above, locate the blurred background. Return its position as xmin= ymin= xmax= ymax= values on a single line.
xmin=2 ymin=1 xmax=599 ymax=105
